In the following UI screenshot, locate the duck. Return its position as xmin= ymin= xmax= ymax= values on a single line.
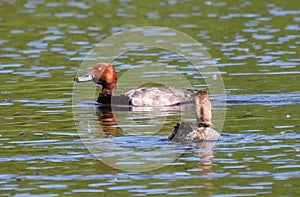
xmin=74 ymin=62 xmax=196 ymax=106
xmin=168 ymin=90 xmax=220 ymax=142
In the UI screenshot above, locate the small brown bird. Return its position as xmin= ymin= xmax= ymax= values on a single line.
xmin=168 ymin=90 xmax=221 ymax=142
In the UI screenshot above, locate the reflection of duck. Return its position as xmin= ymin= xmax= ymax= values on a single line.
xmin=96 ymin=106 xmax=122 ymax=137
xmin=168 ymin=90 xmax=220 ymax=142
xmin=74 ymin=62 xmax=196 ymax=106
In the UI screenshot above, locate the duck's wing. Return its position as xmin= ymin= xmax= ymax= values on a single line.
xmin=124 ymin=87 xmax=196 ymax=106
xmin=168 ymin=122 xmax=199 ymax=142
xmin=168 ymin=122 xmax=220 ymax=142
xmin=195 ymin=127 xmax=221 ymax=141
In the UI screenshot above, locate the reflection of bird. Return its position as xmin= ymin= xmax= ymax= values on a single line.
xmin=74 ymin=62 xmax=196 ymax=106
xmin=96 ymin=106 xmax=122 ymax=137
xmin=168 ymin=91 xmax=220 ymax=142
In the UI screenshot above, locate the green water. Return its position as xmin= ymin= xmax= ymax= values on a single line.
xmin=1 ymin=0 xmax=299 ymax=196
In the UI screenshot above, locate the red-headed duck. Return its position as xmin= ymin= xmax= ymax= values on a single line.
xmin=168 ymin=90 xmax=220 ymax=142
xmin=74 ymin=62 xmax=196 ymax=106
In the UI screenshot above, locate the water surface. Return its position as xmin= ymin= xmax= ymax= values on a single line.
xmin=0 ymin=0 xmax=299 ymax=196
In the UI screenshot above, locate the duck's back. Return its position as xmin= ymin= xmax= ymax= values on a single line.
xmin=123 ymin=87 xmax=196 ymax=106
xmin=168 ymin=122 xmax=220 ymax=142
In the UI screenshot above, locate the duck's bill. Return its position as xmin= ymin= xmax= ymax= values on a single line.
xmin=74 ymin=73 xmax=93 ymax=83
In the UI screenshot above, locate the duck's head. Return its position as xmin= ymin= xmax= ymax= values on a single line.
xmin=74 ymin=62 xmax=117 ymax=94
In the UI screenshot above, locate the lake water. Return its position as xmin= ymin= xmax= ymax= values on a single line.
xmin=0 ymin=0 xmax=299 ymax=196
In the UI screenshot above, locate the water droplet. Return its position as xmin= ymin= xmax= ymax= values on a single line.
xmin=212 ymin=74 xmax=217 ymax=80
xmin=227 ymin=153 xmax=233 ymax=157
